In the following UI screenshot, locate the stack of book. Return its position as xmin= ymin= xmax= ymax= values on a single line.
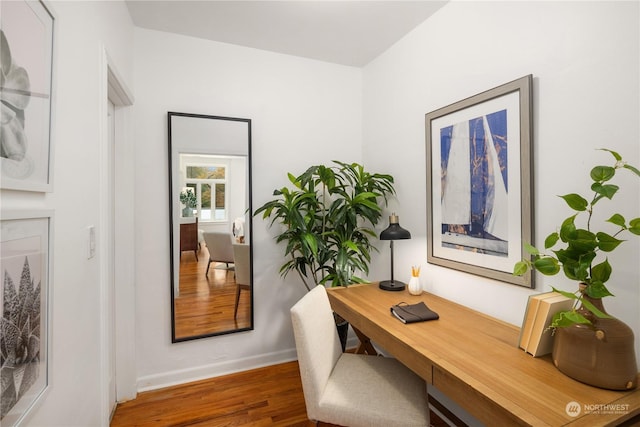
xmin=519 ymin=291 xmax=573 ymax=357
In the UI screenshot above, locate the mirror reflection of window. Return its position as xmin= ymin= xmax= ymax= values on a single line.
xmin=181 ymin=155 xmax=230 ymax=222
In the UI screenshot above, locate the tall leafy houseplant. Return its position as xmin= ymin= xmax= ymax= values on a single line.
xmin=255 ymin=161 xmax=395 ymax=290
xmin=514 ymin=149 xmax=640 ymax=327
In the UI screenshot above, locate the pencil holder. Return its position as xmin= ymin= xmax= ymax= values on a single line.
xmin=408 ymin=266 xmax=422 ymax=295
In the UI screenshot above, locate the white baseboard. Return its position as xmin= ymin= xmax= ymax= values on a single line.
xmin=136 ymin=348 xmax=298 ymax=392
xmin=135 ymin=335 xmax=360 ymax=394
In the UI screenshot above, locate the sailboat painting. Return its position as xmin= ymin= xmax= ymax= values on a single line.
xmin=426 ymin=75 xmax=533 ymax=287
xmin=440 ymin=109 xmax=509 ymax=257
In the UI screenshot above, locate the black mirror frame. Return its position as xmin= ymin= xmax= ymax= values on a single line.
xmin=168 ymin=111 xmax=253 ymax=343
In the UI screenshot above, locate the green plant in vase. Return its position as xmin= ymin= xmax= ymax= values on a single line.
xmin=180 ymin=188 xmax=197 ymax=217
xmin=514 ymin=149 xmax=640 ymax=326
xmin=513 ymin=148 xmax=640 ymax=390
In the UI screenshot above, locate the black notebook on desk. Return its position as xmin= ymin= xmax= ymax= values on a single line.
xmin=390 ymin=302 xmax=439 ymax=324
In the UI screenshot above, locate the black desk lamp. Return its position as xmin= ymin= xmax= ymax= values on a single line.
xmin=379 ymin=213 xmax=411 ymax=291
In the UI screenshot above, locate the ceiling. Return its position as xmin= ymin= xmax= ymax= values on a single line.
xmin=125 ymin=1 xmax=447 ymax=67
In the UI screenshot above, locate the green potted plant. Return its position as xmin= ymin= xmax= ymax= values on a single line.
xmin=180 ymin=188 xmax=197 ymax=217
xmin=255 ymin=160 xmax=396 ymax=290
xmin=514 ymin=148 xmax=639 ymax=390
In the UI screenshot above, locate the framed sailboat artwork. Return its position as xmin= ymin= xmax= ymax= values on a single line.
xmin=425 ymin=75 xmax=534 ymax=287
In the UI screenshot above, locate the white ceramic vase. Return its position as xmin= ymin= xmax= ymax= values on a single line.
xmin=408 ymin=276 xmax=421 ymax=295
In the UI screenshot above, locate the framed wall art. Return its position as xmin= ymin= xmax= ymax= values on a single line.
xmin=425 ymin=75 xmax=533 ymax=287
xmin=0 ymin=0 xmax=55 ymax=192
xmin=1 ymin=210 xmax=52 ymax=426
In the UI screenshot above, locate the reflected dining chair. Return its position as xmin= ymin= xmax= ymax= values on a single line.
xmin=290 ymin=285 xmax=430 ymax=427
xmin=203 ymin=232 xmax=234 ymax=276
xmin=232 ymin=243 xmax=251 ymax=319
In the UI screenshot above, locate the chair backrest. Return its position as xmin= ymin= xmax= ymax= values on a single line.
xmin=202 ymin=232 xmax=234 ymax=264
xmin=233 ymin=244 xmax=250 ymax=286
xmin=290 ymin=285 xmax=343 ymax=417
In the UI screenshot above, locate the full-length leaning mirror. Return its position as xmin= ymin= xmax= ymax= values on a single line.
xmin=168 ymin=112 xmax=253 ymax=342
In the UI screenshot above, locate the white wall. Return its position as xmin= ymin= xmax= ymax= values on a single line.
xmin=134 ymin=0 xmax=640 ymax=395
xmin=5 ymin=1 xmax=634 ymax=425
xmin=363 ymin=1 xmax=640 ymax=364
xmin=0 ymin=1 xmax=135 ymax=426
xmin=133 ymin=28 xmax=362 ymax=389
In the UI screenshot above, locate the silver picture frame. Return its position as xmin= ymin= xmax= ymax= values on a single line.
xmin=425 ymin=75 xmax=534 ymax=287
xmin=0 ymin=0 xmax=55 ymax=192
xmin=1 ymin=210 xmax=53 ymax=426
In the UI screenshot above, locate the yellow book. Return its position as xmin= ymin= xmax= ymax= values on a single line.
xmin=526 ymin=294 xmax=574 ymax=357
xmin=519 ymin=292 xmax=559 ymax=350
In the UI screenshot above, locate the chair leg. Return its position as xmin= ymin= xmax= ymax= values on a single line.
xmin=194 ymin=250 xmax=198 ymax=261
xmin=206 ymin=260 xmax=211 ymax=276
xmin=234 ymin=285 xmax=241 ymax=318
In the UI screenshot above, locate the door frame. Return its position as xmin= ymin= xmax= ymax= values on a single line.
xmin=100 ymin=47 xmax=135 ymax=424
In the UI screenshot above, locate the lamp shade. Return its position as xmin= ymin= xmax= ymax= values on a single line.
xmin=380 ymin=214 xmax=411 ymax=240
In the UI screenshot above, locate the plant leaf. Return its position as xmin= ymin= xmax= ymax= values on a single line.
xmin=559 ymin=215 xmax=577 ymax=242
xmin=606 ymin=213 xmax=626 ymax=228
xmin=590 ymin=259 xmax=612 ymax=283
xmin=566 ymin=228 xmax=597 ymax=252
xmin=532 ymin=257 xmax=560 ymax=275
xmin=591 ymin=182 xmax=618 ymax=199
xmin=599 ymin=148 xmax=621 ymax=161
xmin=544 ymin=232 xmax=559 ymax=249
xmin=559 ymin=194 xmax=588 ymax=211
xmin=596 ymin=232 xmax=624 ymax=252
xmin=552 ymin=310 xmax=591 ymax=328
xmin=623 ymin=163 xmax=640 ymax=177
xmin=301 ymin=233 xmax=318 ymax=257
xmin=287 ymin=172 xmax=303 ymax=189
xmin=590 ymin=165 xmax=615 ymax=182
xmin=560 ymin=259 xmax=588 ymax=281
xmin=524 ymin=242 xmax=539 ymax=255
xmin=586 ymin=280 xmax=614 ymax=298
xmin=550 ymin=286 xmax=580 ymax=300
xmin=513 ymin=261 xmax=529 ymax=276
xmin=579 ymin=296 xmax=612 ymax=318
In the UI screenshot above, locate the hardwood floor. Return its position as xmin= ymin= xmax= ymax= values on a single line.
xmin=110 ymin=361 xmax=450 ymax=427
xmin=111 ymin=361 xmax=313 ymax=427
xmin=175 ymin=245 xmax=251 ymax=339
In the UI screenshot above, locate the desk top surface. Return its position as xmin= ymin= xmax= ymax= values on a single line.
xmin=327 ymin=284 xmax=640 ymax=427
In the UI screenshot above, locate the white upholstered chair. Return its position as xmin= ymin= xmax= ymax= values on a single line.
xmin=290 ymin=285 xmax=430 ymax=427
xmin=232 ymin=243 xmax=251 ymax=318
xmin=202 ymin=232 xmax=234 ymax=276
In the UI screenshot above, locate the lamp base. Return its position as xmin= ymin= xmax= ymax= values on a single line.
xmin=379 ymin=280 xmax=406 ymax=292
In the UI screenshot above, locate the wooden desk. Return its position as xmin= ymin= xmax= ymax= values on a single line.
xmin=327 ymin=284 xmax=640 ymax=426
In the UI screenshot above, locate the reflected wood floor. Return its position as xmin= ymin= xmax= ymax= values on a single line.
xmin=110 ymin=361 xmax=449 ymax=427
xmin=175 ymin=244 xmax=251 ymax=339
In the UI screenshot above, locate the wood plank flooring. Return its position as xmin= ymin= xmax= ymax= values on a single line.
xmin=111 ymin=361 xmax=314 ymax=427
xmin=110 ymin=361 xmax=449 ymax=427
xmin=175 ymin=245 xmax=251 ymax=340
